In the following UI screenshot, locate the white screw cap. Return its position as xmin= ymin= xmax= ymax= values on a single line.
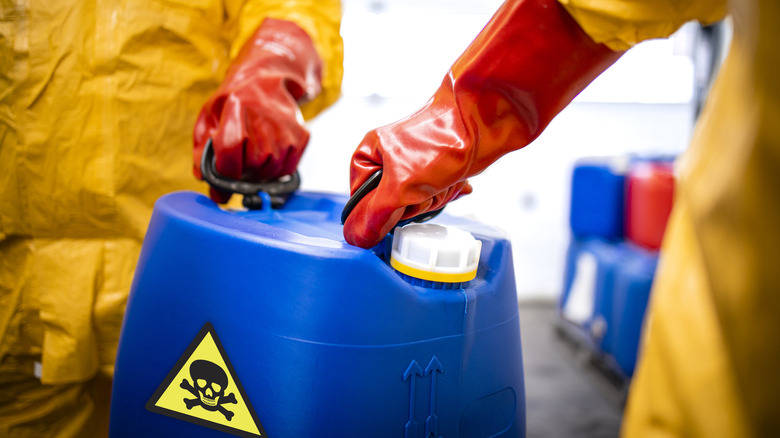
xmin=390 ymin=223 xmax=482 ymax=283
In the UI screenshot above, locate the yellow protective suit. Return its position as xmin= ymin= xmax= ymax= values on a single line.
xmin=0 ymin=1 xmax=342 ymax=436
xmin=559 ymin=0 xmax=780 ymax=435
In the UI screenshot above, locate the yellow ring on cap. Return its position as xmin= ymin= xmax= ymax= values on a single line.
xmin=390 ymin=256 xmax=478 ymax=283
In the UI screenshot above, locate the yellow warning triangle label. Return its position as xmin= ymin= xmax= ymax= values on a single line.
xmin=146 ymin=322 xmax=267 ymax=437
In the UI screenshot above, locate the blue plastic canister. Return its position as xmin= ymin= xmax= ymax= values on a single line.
xmin=609 ymin=244 xmax=658 ymax=377
xmin=109 ymin=191 xmax=525 ymax=438
xmin=559 ymin=237 xmax=624 ymax=354
xmin=560 ymin=238 xmax=658 ymax=379
xmin=569 ymin=157 xmax=629 ymax=241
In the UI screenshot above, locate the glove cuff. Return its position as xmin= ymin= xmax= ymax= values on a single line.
xmin=446 ymin=0 xmax=622 ymax=169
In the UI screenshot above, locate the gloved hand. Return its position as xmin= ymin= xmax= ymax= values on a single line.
xmin=193 ymin=18 xmax=323 ymax=203
xmin=343 ymin=0 xmax=623 ymax=248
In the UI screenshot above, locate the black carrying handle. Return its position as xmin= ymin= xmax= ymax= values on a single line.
xmin=340 ymin=169 xmax=444 ymax=228
xmin=200 ymin=138 xmax=300 ymax=209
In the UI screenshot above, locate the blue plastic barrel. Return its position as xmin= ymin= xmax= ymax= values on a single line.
xmin=109 ymin=191 xmax=525 ymax=438
xmin=569 ymin=158 xmax=628 ymax=241
xmin=559 ymin=237 xmax=624 ymax=353
xmin=560 ymin=238 xmax=658 ymax=379
xmin=609 ymin=244 xmax=658 ymax=377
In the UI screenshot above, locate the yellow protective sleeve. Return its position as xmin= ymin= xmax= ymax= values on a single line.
xmin=551 ymin=0 xmax=780 ymax=435
xmin=223 ymin=0 xmax=344 ymax=120
xmin=621 ymin=0 xmax=780 ymax=429
xmin=558 ymin=0 xmax=727 ymax=50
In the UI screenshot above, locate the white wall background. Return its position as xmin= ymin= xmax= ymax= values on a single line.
xmin=299 ymin=0 xmax=702 ymax=300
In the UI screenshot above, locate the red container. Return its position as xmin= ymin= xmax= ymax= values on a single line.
xmin=626 ymin=161 xmax=675 ymax=250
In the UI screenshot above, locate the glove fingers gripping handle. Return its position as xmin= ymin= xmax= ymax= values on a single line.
xmin=340 ymin=169 xmax=444 ymax=228
xmin=200 ymin=138 xmax=300 ymax=209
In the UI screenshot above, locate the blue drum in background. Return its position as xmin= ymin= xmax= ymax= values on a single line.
xmin=109 ymin=191 xmax=525 ymax=438
xmin=559 ymin=238 xmax=624 ymax=355
xmin=559 ymin=237 xmax=658 ymax=380
xmin=569 ymin=157 xmax=629 ymax=241
xmin=609 ymin=244 xmax=657 ymax=377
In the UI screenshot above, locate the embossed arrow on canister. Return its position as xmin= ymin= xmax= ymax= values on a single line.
xmin=403 ymin=360 xmax=424 ymax=438
xmin=425 ymin=356 xmax=444 ymax=438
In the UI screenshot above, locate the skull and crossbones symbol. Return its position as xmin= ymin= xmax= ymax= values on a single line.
xmin=180 ymin=359 xmax=237 ymax=420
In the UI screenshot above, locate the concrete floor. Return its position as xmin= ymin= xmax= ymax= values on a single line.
xmin=519 ymin=300 xmax=625 ymax=438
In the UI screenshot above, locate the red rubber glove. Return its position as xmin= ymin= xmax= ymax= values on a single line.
xmin=193 ymin=18 xmax=323 ymax=203
xmin=343 ymin=0 xmax=623 ymax=248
